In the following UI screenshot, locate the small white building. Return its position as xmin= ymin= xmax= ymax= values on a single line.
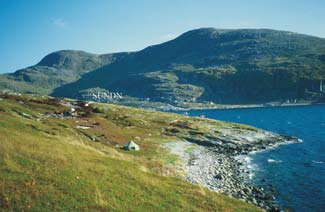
xmin=124 ymin=141 xmax=140 ymax=151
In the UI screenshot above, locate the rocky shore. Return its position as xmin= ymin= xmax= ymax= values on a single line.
xmin=164 ymin=131 xmax=301 ymax=211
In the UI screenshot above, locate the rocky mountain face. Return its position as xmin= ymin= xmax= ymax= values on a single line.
xmin=1 ymin=28 xmax=325 ymax=106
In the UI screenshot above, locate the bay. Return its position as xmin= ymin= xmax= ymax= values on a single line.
xmin=187 ymin=105 xmax=325 ymax=212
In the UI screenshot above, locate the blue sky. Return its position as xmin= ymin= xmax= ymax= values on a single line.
xmin=1 ymin=0 xmax=325 ymax=73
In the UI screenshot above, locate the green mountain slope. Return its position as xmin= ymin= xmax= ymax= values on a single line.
xmin=52 ymin=28 xmax=325 ymax=105
xmin=1 ymin=28 xmax=325 ymax=106
xmin=0 ymin=92 xmax=264 ymax=211
xmin=0 ymin=50 xmax=129 ymax=94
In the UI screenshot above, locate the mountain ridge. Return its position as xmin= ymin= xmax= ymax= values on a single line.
xmin=0 ymin=50 xmax=130 ymax=94
xmin=1 ymin=28 xmax=325 ymax=107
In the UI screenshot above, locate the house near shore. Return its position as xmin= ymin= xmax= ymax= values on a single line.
xmin=124 ymin=141 xmax=140 ymax=151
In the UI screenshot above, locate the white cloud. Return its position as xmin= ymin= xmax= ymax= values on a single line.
xmin=52 ymin=18 xmax=66 ymax=28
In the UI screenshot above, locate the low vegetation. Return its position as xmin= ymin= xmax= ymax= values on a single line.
xmin=0 ymin=92 xmax=263 ymax=211
xmin=1 ymin=28 xmax=325 ymax=107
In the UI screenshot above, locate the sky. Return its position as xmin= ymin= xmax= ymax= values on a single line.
xmin=0 ymin=0 xmax=325 ymax=73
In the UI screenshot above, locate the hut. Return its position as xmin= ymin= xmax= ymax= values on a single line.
xmin=124 ymin=141 xmax=140 ymax=151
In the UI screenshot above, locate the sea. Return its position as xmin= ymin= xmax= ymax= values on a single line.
xmin=186 ymin=105 xmax=325 ymax=212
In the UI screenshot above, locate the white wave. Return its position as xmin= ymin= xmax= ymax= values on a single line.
xmin=267 ymin=158 xmax=282 ymax=163
xmin=235 ymin=155 xmax=252 ymax=163
xmin=248 ymin=173 xmax=255 ymax=180
xmin=312 ymin=160 xmax=324 ymax=164
xmin=244 ymin=156 xmax=252 ymax=162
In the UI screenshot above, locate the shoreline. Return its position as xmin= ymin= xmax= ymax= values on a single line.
xmin=166 ymin=102 xmax=325 ymax=112
xmin=164 ymin=133 xmax=301 ymax=211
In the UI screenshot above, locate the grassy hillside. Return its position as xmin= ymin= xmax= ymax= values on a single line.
xmin=0 ymin=50 xmax=129 ymax=95
xmin=0 ymin=92 xmax=263 ymax=211
xmin=2 ymin=28 xmax=325 ymax=107
xmin=52 ymin=28 xmax=325 ymax=105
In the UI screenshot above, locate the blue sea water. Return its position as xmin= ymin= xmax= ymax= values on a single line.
xmin=187 ymin=105 xmax=325 ymax=212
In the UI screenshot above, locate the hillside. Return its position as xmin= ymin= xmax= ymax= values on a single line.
xmin=0 ymin=92 xmax=270 ymax=211
xmin=1 ymin=28 xmax=325 ymax=107
xmin=52 ymin=28 xmax=325 ymax=106
xmin=0 ymin=50 xmax=129 ymax=94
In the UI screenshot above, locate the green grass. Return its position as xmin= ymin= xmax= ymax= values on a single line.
xmin=184 ymin=145 xmax=199 ymax=154
xmin=0 ymin=93 xmax=263 ymax=211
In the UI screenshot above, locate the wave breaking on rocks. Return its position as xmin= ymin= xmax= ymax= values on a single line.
xmin=164 ymin=130 xmax=301 ymax=211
